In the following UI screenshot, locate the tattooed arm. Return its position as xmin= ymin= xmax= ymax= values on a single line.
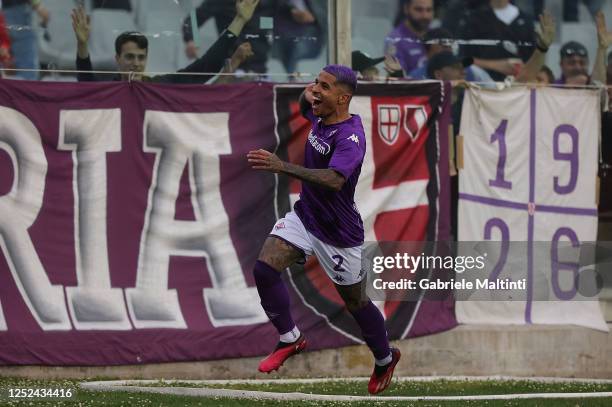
xmin=247 ymin=149 xmax=345 ymax=191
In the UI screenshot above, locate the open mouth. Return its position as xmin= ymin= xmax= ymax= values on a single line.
xmin=312 ymin=96 xmax=322 ymax=108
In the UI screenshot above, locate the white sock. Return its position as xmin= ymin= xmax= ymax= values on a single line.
xmin=375 ymin=352 xmax=392 ymax=366
xmin=279 ymin=326 xmax=301 ymax=343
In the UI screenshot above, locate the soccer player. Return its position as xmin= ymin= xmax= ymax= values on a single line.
xmin=247 ymin=65 xmax=401 ymax=395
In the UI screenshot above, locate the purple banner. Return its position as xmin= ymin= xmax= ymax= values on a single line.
xmin=0 ymin=80 xmax=454 ymax=365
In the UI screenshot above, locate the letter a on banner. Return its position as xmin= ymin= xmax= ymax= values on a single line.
xmin=126 ymin=111 xmax=267 ymax=328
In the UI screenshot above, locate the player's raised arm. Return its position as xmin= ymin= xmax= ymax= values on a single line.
xmin=299 ymin=83 xmax=315 ymax=117
xmin=246 ymin=149 xmax=345 ymax=192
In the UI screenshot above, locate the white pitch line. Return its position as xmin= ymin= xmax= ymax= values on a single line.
xmin=80 ymin=377 xmax=612 ymax=402
xmin=87 ymin=376 xmax=612 ymax=385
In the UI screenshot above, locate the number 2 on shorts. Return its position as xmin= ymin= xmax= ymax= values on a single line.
xmin=332 ymin=255 xmax=345 ymax=272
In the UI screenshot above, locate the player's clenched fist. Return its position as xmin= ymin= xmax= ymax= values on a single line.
xmin=247 ymin=149 xmax=284 ymax=173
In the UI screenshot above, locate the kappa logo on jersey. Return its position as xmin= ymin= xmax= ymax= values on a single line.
xmin=347 ymin=134 xmax=360 ymax=145
xmin=275 ymin=222 xmax=286 ymax=231
xmin=308 ymin=130 xmax=331 ymax=155
xmin=377 ymin=104 xmax=428 ymax=145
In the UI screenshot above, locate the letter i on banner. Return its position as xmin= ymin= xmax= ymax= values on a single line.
xmin=126 ymin=111 xmax=267 ymax=329
xmin=58 ymin=109 xmax=132 ymax=330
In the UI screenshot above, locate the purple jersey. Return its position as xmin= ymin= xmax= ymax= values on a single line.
xmin=294 ymin=109 xmax=366 ymax=248
xmin=385 ymin=24 xmax=427 ymax=75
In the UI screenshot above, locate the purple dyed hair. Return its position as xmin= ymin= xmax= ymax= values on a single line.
xmin=323 ymin=64 xmax=357 ymax=93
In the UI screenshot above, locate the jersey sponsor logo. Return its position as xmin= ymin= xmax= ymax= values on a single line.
xmin=308 ymin=130 xmax=331 ymax=155
xmin=347 ymin=134 xmax=360 ymax=145
xmin=274 ymin=222 xmax=286 ymax=230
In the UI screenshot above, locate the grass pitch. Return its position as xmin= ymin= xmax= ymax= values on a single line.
xmin=1 ymin=376 xmax=612 ymax=406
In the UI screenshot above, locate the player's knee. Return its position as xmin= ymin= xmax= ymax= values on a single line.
xmin=257 ymin=236 xmax=300 ymax=271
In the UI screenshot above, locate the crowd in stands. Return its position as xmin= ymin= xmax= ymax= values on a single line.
xmin=0 ymin=0 xmax=607 ymax=89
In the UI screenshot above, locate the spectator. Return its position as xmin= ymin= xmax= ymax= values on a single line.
xmin=72 ymin=0 xmax=259 ymax=83
xmin=556 ymin=41 xmax=590 ymax=84
xmin=0 ymin=11 xmax=12 ymax=72
xmin=554 ymin=12 xmax=609 ymax=86
xmin=181 ymin=0 xmax=281 ymax=75
xmin=536 ymin=65 xmax=555 ymax=84
xmin=2 ymin=0 xmax=50 ymax=80
xmin=408 ymin=28 xmax=494 ymax=84
xmin=460 ymin=0 xmax=534 ymax=82
xmin=273 ymin=0 xmax=326 ymax=76
xmin=385 ymin=0 xmax=433 ymax=75
xmin=426 ymin=51 xmax=468 ymax=84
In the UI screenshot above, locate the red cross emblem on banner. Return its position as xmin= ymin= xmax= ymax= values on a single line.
xmin=377 ymin=105 xmax=401 ymax=145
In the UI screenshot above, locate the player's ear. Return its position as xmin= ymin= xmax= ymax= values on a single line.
xmin=337 ymin=93 xmax=351 ymax=106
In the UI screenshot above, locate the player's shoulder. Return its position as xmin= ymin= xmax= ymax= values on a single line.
xmin=339 ymin=115 xmax=365 ymax=138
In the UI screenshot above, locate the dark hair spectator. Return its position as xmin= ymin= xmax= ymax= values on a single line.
xmin=385 ymin=0 xmax=433 ymax=75
xmin=114 ymin=31 xmax=147 ymax=56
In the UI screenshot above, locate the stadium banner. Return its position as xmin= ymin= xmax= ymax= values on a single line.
xmin=457 ymin=86 xmax=608 ymax=331
xmin=0 ymin=80 xmax=453 ymax=366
